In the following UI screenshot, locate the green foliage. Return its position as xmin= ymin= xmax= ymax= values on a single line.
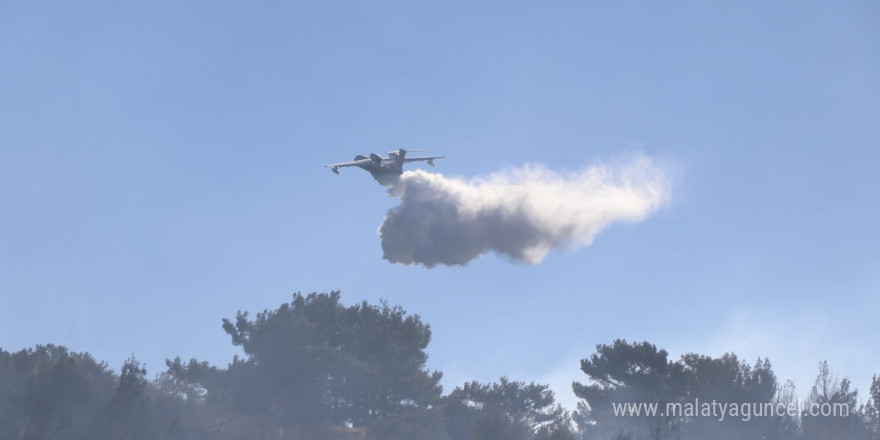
xmin=865 ymin=375 xmax=880 ymax=436
xmin=573 ymin=342 xmax=880 ymax=440
xmin=165 ymin=291 xmax=443 ymax=432
xmin=0 ymin=345 xmax=204 ymax=440
xmin=101 ymin=355 xmax=159 ymax=440
xmin=537 ymin=426 xmax=578 ymax=440
xmin=0 ymin=345 xmax=113 ymax=439
xmin=443 ymin=377 xmax=567 ymax=440
xmin=800 ymin=361 xmax=871 ymax=440
xmin=573 ymin=340 xmax=684 ymax=440
xmin=366 ymin=406 xmax=450 ymax=440
xmin=679 ymin=353 xmax=778 ymax=439
xmin=4 ymin=295 xmax=880 ymax=440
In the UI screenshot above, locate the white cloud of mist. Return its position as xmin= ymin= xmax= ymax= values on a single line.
xmin=378 ymin=154 xmax=673 ymax=267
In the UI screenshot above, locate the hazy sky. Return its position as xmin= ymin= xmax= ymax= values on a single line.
xmin=2 ymin=1 xmax=878 ymax=409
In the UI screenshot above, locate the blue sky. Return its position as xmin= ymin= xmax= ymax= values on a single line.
xmin=2 ymin=1 xmax=878 ymax=409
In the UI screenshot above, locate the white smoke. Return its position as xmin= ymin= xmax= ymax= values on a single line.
xmin=378 ymin=155 xmax=673 ymax=267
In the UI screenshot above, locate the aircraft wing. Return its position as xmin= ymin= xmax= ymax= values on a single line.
xmin=402 ymin=156 xmax=445 ymax=164
xmin=325 ymin=158 xmax=371 ymax=174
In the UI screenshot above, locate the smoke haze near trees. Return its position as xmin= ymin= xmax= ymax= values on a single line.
xmin=1 ymin=292 xmax=877 ymax=440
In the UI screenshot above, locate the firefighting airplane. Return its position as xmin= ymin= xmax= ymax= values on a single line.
xmin=325 ymin=149 xmax=444 ymax=185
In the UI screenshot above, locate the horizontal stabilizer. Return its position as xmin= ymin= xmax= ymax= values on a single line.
xmin=389 ymin=148 xmax=425 ymax=154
